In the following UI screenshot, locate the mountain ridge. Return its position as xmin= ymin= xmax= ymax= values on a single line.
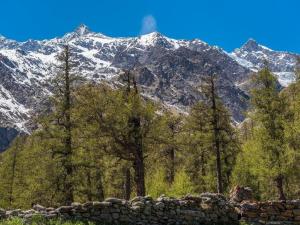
xmin=0 ymin=24 xmax=298 ymax=150
xmin=1 ymin=26 xmax=299 ymax=56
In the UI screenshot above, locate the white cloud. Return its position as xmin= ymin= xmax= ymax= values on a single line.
xmin=140 ymin=15 xmax=157 ymax=35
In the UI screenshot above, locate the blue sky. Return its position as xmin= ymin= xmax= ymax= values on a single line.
xmin=0 ymin=0 xmax=299 ymax=53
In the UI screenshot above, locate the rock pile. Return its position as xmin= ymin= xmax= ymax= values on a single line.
xmin=0 ymin=193 xmax=239 ymax=225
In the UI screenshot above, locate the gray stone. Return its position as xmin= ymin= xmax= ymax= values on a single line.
xmin=105 ymin=197 xmax=123 ymax=204
xmin=71 ymin=202 xmax=82 ymax=207
xmin=112 ymin=212 xmax=120 ymax=219
xmin=293 ymin=209 xmax=300 ymax=216
xmin=56 ymin=206 xmax=73 ymax=213
xmin=132 ymin=201 xmax=145 ymax=207
xmin=33 ymin=204 xmax=46 ymax=212
xmin=131 ymin=196 xmax=144 ymax=203
xmin=100 ymin=213 xmax=112 ymax=222
xmin=93 ymin=201 xmax=112 ymax=208
xmin=82 ymin=202 xmax=93 ymax=208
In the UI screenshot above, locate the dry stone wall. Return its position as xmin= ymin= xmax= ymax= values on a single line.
xmin=1 ymin=189 xmax=300 ymax=225
xmin=0 ymin=193 xmax=239 ymax=225
xmin=229 ymin=186 xmax=300 ymax=225
xmin=238 ymin=200 xmax=300 ymax=225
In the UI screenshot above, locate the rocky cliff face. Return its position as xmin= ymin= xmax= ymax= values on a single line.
xmin=0 ymin=25 xmax=298 ymax=150
xmin=0 ymin=127 xmax=18 ymax=151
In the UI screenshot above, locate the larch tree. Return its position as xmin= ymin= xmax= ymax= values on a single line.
xmin=75 ymin=71 xmax=158 ymax=197
xmin=185 ymin=73 xmax=237 ymax=193
xmin=163 ymin=113 xmax=183 ymax=184
xmin=249 ymin=67 xmax=289 ymax=200
xmin=1 ymin=137 xmax=25 ymax=208
xmin=201 ymin=73 xmax=228 ymax=193
xmin=40 ymin=45 xmax=79 ymax=205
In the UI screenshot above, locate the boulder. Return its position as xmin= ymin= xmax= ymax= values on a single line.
xmin=230 ymin=185 xmax=254 ymax=203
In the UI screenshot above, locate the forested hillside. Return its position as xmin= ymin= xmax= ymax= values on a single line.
xmin=0 ymin=46 xmax=299 ymax=209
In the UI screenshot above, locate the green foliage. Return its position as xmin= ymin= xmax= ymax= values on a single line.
xmin=239 ymin=221 xmax=252 ymax=225
xmin=146 ymin=168 xmax=195 ymax=198
xmin=0 ymin=76 xmax=240 ymax=207
xmin=146 ymin=168 xmax=169 ymax=198
xmin=183 ymin=95 xmax=239 ymax=193
xmin=168 ymin=169 xmax=196 ymax=197
xmin=233 ymin=67 xmax=300 ymax=200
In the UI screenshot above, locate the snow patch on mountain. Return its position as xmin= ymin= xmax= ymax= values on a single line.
xmin=274 ymin=72 xmax=295 ymax=87
xmin=0 ymin=84 xmax=29 ymax=131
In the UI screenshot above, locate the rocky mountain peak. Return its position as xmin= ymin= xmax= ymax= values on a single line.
xmin=138 ymin=32 xmax=178 ymax=49
xmin=139 ymin=32 xmax=165 ymax=42
xmin=144 ymin=31 xmax=162 ymax=38
xmin=231 ymin=38 xmax=298 ymax=87
xmin=61 ymin=24 xmax=95 ymax=42
xmin=75 ymin=24 xmax=91 ymax=36
xmin=241 ymin=38 xmax=260 ymax=52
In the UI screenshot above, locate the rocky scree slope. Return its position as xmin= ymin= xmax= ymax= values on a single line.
xmin=0 ymin=24 xmax=298 ymax=150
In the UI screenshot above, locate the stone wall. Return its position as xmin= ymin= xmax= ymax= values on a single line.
xmin=0 ymin=193 xmax=238 ymax=225
xmin=238 ymin=200 xmax=300 ymax=224
xmin=2 ymin=190 xmax=300 ymax=225
xmin=229 ymin=186 xmax=300 ymax=224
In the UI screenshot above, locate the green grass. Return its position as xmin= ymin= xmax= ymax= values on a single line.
xmin=1 ymin=217 xmax=249 ymax=225
xmin=0 ymin=217 xmax=96 ymax=225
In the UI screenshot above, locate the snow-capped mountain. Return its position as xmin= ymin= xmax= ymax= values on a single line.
xmin=230 ymin=39 xmax=298 ymax=86
xmin=0 ymin=24 xmax=298 ymax=150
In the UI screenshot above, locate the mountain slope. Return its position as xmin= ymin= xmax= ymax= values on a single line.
xmin=0 ymin=25 xmax=298 ymax=150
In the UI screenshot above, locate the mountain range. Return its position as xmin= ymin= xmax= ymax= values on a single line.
xmin=0 ymin=24 xmax=298 ymax=150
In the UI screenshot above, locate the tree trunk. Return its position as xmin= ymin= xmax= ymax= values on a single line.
xmin=275 ymin=175 xmax=286 ymax=201
xmin=210 ymin=77 xmax=223 ymax=194
xmin=134 ymin=153 xmax=145 ymax=196
xmin=166 ymin=148 xmax=175 ymax=184
xmin=124 ymin=168 xmax=131 ymax=200
xmin=63 ymin=45 xmax=74 ymax=205
xmin=215 ymin=141 xmax=223 ymax=194
xmin=95 ymin=169 xmax=104 ymax=201
xmin=64 ymin=143 xmax=74 ymax=205
xmin=126 ymin=71 xmax=145 ymax=197
xmin=86 ymin=170 xmax=92 ymax=201
xmin=130 ymin=109 xmax=145 ymax=196
xmin=200 ymin=151 xmax=206 ymax=176
xmin=8 ymin=147 xmax=18 ymax=207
